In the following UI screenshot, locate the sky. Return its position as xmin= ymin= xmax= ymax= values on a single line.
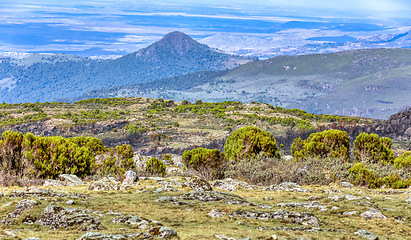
xmin=0 ymin=0 xmax=410 ymax=56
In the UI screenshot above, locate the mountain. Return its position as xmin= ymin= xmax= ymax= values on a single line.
xmin=0 ymin=31 xmax=249 ymax=103
xmin=74 ymin=48 xmax=411 ymax=119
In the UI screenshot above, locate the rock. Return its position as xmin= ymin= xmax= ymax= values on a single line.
xmin=122 ymin=170 xmax=138 ymax=186
xmin=8 ymin=188 xmax=89 ymax=199
xmin=77 ymin=232 xmax=151 ymax=240
xmin=267 ymin=182 xmax=311 ymax=193
xmin=343 ymin=211 xmax=357 ymax=216
xmin=379 ymin=190 xmax=405 ymax=195
xmin=211 ymin=180 xmax=237 ymax=192
xmin=59 ymin=174 xmax=84 ymax=186
xmin=36 ymin=204 xmax=105 ymax=230
xmin=231 ymin=209 xmax=320 ymax=226
xmin=187 ymin=177 xmax=213 ymax=191
xmin=360 ymin=209 xmax=387 ymax=220
xmin=4 ymin=231 xmax=16 ymax=237
xmin=112 ymin=215 xmax=154 ymax=229
xmin=166 ymin=167 xmax=184 ymax=175
xmin=7 ymin=199 xmax=38 ymax=219
xmin=66 ymin=200 xmax=75 ymax=205
xmin=330 ymin=206 xmax=340 ymax=211
xmin=158 ymin=191 xmax=271 ymax=209
xmin=355 ymin=230 xmax=378 ymax=240
xmin=307 ymin=195 xmax=323 ymax=201
xmin=406 ymin=196 xmax=411 ymax=204
xmin=282 ymin=155 xmax=294 ymax=161
xmin=0 ymin=191 xmax=4 ymax=197
xmin=43 ymin=179 xmax=64 ymax=187
xmin=157 ymin=227 xmax=178 ymax=238
xmin=342 ymin=194 xmax=362 ymax=201
xmin=88 ymin=177 xmax=120 ymax=191
xmin=277 ymin=201 xmax=328 ymax=211
xmin=215 ymin=234 xmax=250 ymax=240
xmin=24 ymin=238 xmax=41 ymax=240
xmin=340 ymin=182 xmax=353 ymax=188
xmin=208 ymin=209 xmax=227 ymax=218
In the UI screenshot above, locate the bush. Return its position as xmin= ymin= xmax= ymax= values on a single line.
xmin=145 ymin=157 xmax=166 ymax=176
xmin=291 ymin=129 xmax=350 ymax=161
xmin=393 ymin=151 xmax=411 ymax=168
xmin=348 ymin=163 xmax=411 ymax=189
xmin=162 ymin=154 xmax=174 ymax=165
xmin=224 ymin=126 xmax=279 ymax=161
xmin=353 ymin=133 xmax=394 ymax=164
xmin=182 ymin=148 xmax=225 ymax=179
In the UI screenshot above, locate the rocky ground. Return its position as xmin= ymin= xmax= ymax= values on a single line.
xmin=1 ymin=172 xmax=411 ymax=240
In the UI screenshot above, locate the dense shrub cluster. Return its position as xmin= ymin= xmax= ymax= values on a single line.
xmin=0 ymin=130 xmax=107 ymax=180
xmin=393 ymin=151 xmax=411 ymax=168
xmin=183 ymin=147 xmax=225 ymax=170
xmin=100 ymin=144 xmax=134 ymax=176
xmin=291 ymin=129 xmax=350 ymax=161
xmin=353 ymin=133 xmax=394 ymax=164
xmin=145 ymin=157 xmax=166 ymax=176
xmin=224 ymin=126 xmax=280 ymax=161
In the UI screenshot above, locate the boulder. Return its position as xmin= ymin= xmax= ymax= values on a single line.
xmin=7 ymin=199 xmax=38 ymax=219
xmin=267 ymin=182 xmax=311 ymax=193
xmin=121 ymin=170 xmax=138 ymax=186
xmin=59 ymin=174 xmax=84 ymax=186
xmin=88 ymin=177 xmax=120 ymax=191
xmin=187 ymin=177 xmax=213 ymax=191
xmin=43 ymin=179 xmax=64 ymax=187
xmin=36 ymin=204 xmax=105 ymax=230
xmin=355 ymin=230 xmax=378 ymax=240
xmin=77 ymin=232 xmax=151 ymax=240
xmin=340 ymin=182 xmax=353 ymax=188
xmin=211 ymin=180 xmax=237 ymax=192
xmin=277 ymin=201 xmax=328 ymax=211
xmin=148 ymin=226 xmax=178 ymax=238
xmin=231 ymin=209 xmax=320 ymax=226
xmin=360 ymin=209 xmax=387 ymax=220
xmin=208 ymin=209 xmax=227 ymax=218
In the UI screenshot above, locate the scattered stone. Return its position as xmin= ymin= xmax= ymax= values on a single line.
xmin=307 ymin=196 xmax=323 ymax=201
xmin=208 ymin=209 xmax=227 ymax=218
xmin=88 ymin=177 xmax=120 ymax=191
xmin=77 ymin=232 xmax=151 ymax=240
xmin=187 ymin=177 xmax=213 ymax=191
xmin=59 ymin=174 xmax=84 ymax=186
xmin=66 ymin=200 xmax=75 ymax=205
xmin=112 ymin=214 xmax=155 ymax=229
xmin=355 ymin=230 xmax=378 ymax=240
xmin=151 ymin=226 xmax=178 ymax=238
xmin=211 ymin=180 xmax=237 ymax=192
xmin=158 ymin=191 xmax=271 ymax=209
xmin=4 ymin=231 xmax=16 ymax=237
xmin=277 ymin=201 xmax=328 ymax=211
xmin=379 ymin=190 xmax=405 ymax=195
xmin=153 ymin=188 xmax=164 ymax=193
xmin=7 ymin=199 xmax=38 ymax=219
xmin=43 ymin=179 xmax=64 ymax=187
xmin=405 ymin=196 xmax=411 ymax=204
xmin=354 ymin=201 xmax=375 ymax=207
xmin=158 ymin=180 xmax=187 ymax=188
xmin=0 ymin=191 xmax=4 ymax=197
xmin=8 ymin=188 xmax=89 ymax=199
xmin=264 ymin=197 xmax=273 ymax=201
xmin=231 ymin=209 xmax=320 ymax=226
xmin=36 ymin=204 xmax=105 ymax=230
xmin=342 ymin=211 xmax=357 ymax=216
xmin=360 ymin=209 xmax=387 ymax=220
xmin=24 ymin=238 xmax=41 ymax=240
xmin=340 ymin=182 xmax=353 ymax=188
xmin=267 ymin=182 xmax=311 ymax=193
xmin=122 ymin=170 xmax=138 ymax=186
xmin=215 ymin=234 xmax=250 ymax=240
xmin=166 ymin=167 xmax=184 ymax=175
xmin=329 ymin=194 xmax=361 ymax=201
xmin=330 ymin=206 xmax=340 ymax=211
xmin=322 ymin=189 xmax=342 ymax=195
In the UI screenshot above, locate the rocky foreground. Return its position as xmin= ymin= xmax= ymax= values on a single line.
xmin=1 ymin=173 xmax=411 ymax=239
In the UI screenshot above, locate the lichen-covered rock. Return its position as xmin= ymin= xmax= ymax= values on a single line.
xmin=122 ymin=170 xmax=138 ymax=186
xmin=36 ymin=204 xmax=105 ymax=230
xmin=158 ymin=191 xmax=271 ymax=209
xmin=77 ymin=232 xmax=152 ymax=240
xmin=277 ymin=201 xmax=328 ymax=211
xmin=360 ymin=209 xmax=387 ymax=220
xmin=88 ymin=177 xmax=120 ymax=191
xmin=340 ymin=182 xmax=353 ymax=188
xmin=112 ymin=215 xmax=156 ymax=229
xmin=187 ymin=177 xmax=212 ymax=191
xmin=231 ymin=209 xmax=320 ymax=226
xmin=266 ymin=182 xmax=311 ymax=193
xmin=59 ymin=174 xmax=84 ymax=186
xmin=148 ymin=226 xmax=177 ymax=238
xmin=355 ymin=230 xmax=379 ymax=240
xmin=208 ymin=209 xmax=227 ymax=218
xmin=8 ymin=188 xmax=89 ymax=199
xmin=211 ymin=180 xmax=237 ymax=192
xmin=7 ymin=199 xmax=38 ymax=219
xmin=43 ymin=179 xmax=64 ymax=187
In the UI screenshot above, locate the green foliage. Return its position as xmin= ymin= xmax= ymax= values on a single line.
xmin=126 ymin=122 xmax=148 ymax=134
xmin=100 ymin=145 xmax=134 ymax=175
xmin=349 ymin=163 xmax=411 ymax=189
xmin=393 ymin=151 xmax=411 ymax=168
xmin=145 ymin=157 xmax=166 ymax=176
xmin=163 ymin=154 xmax=174 ymax=165
xmin=182 ymin=148 xmax=225 ymax=171
xmin=353 ymin=133 xmax=394 ymax=164
xmin=291 ymin=129 xmax=350 ymax=161
xmin=224 ymin=126 xmax=279 ymax=161
xmin=0 ymin=112 xmax=49 ymax=127
xmin=0 ymin=130 xmax=24 ymax=175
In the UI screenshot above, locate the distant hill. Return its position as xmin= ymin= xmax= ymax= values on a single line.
xmin=0 ymin=31 xmax=249 ymax=103
xmin=75 ymin=48 xmax=411 ymax=119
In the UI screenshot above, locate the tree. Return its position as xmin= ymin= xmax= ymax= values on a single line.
xmin=353 ymin=133 xmax=394 ymax=164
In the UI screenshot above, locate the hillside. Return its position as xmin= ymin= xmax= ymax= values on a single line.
xmin=0 ymin=32 xmax=249 ymax=103
xmin=78 ymin=48 xmax=411 ymax=119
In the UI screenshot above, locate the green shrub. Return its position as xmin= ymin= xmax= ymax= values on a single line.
xmin=353 ymin=133 xmax=394 ymax=164
xmin=291 ymin=129 xmax=350 ymax=161
xmin=224 ymin=126 xmax=279 ymax=161
xmin=182 ymin=148 xmax=225 ymax=171
xmin=349 ymin=163 xmax=411 ymax=189
xmin=145 ymin=157 xmax=166 ymax=176
xmin=163 ymin=154 xmax=174 ymax=165
xmin=393 ymin=151 xmax=411 ymax=168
